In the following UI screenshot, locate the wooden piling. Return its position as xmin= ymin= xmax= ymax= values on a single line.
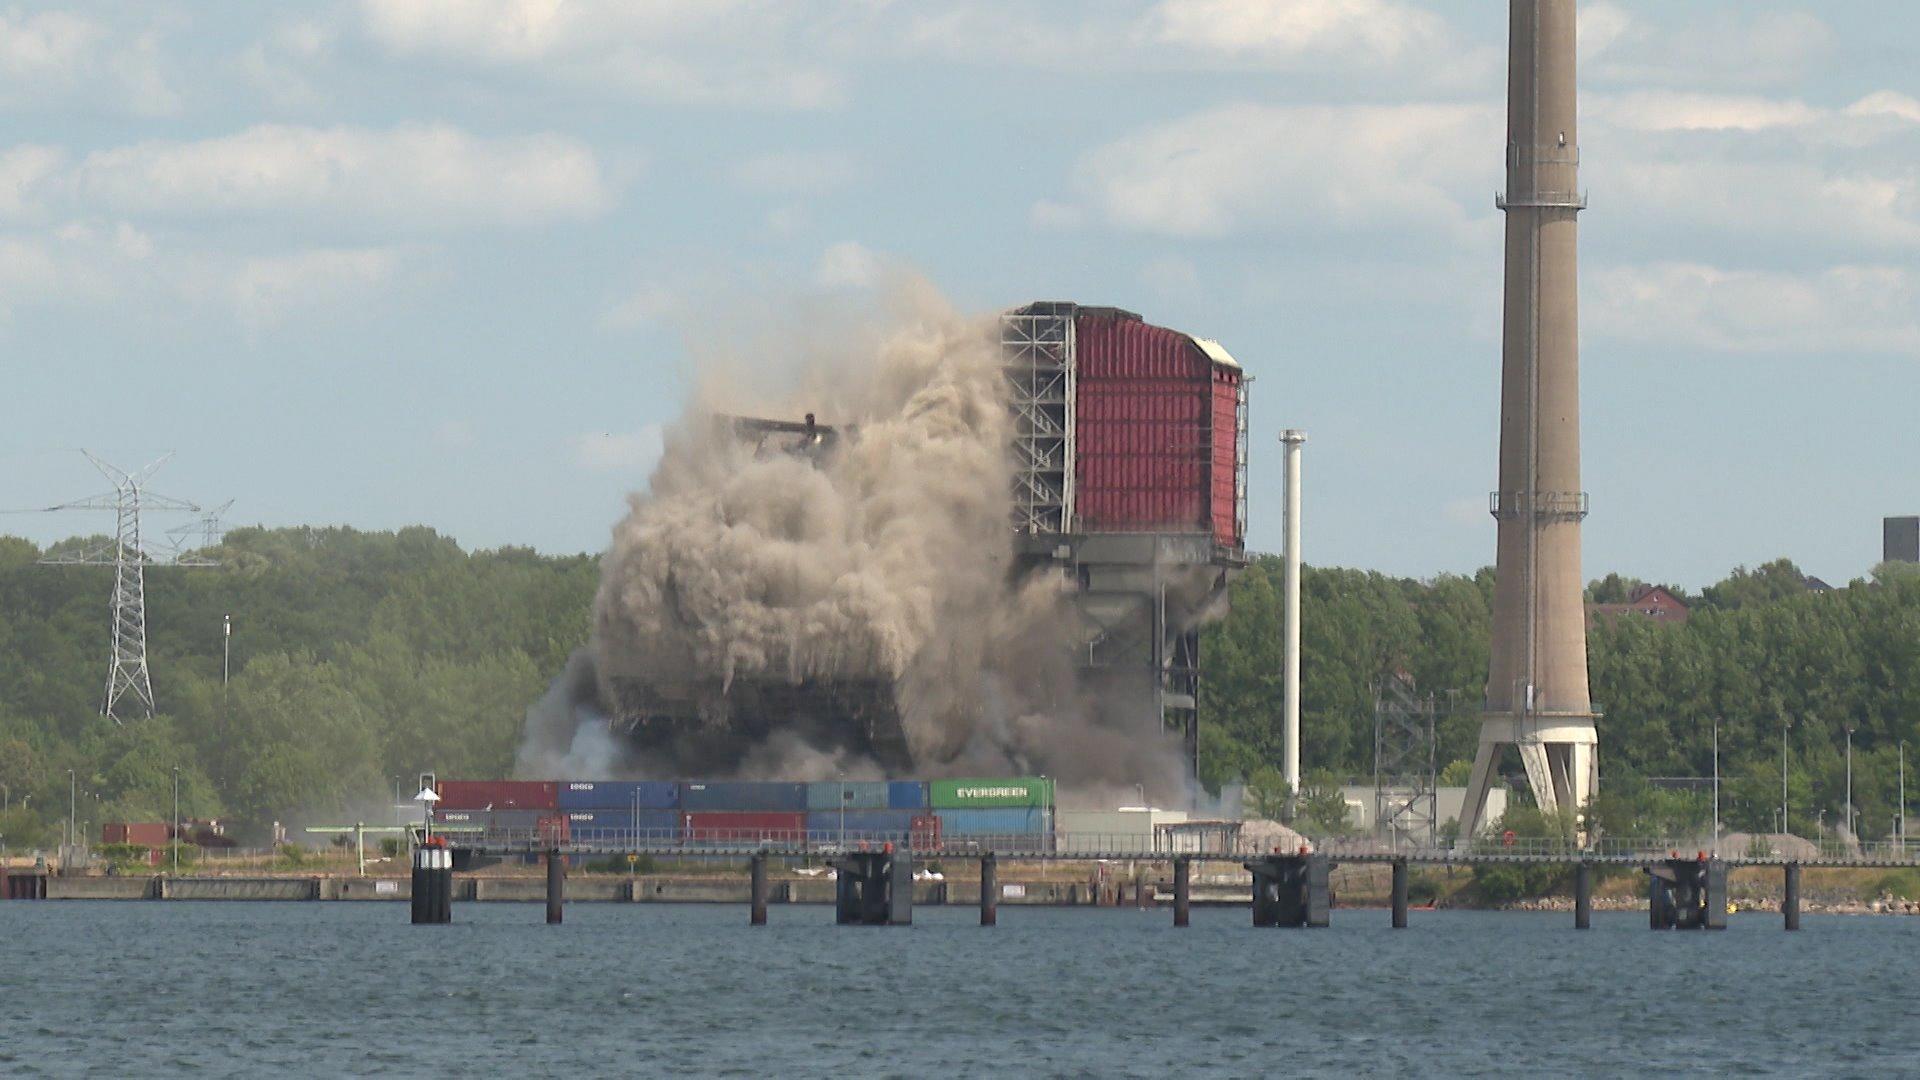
xmin=1574 ymin=861 xmax=1592 ymax=930
xmin=980 ymin=854 xmax=998 ymax=927
xmin=750 ymin=851 xmax=768 ymax=926
xmin=1173 ymin=857 xmax=1190 ymax=928
xmin=1783 ymin=863 xmax=1800 ymax=931
xmin=1391 ymin=859 xmax=1409 ymax=929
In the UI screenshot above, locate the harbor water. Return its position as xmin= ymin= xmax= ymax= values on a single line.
xmin=4 ymin=903 xmax=1914 ymax=1076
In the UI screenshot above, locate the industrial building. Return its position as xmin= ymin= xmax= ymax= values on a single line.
xmin=1887 ymin=516 xmax=1919 ymax=565
xmin=604 ymin=302 xmax=1249 ymax=789
xmin=1003 ymin=302 xmax=1249 ymax=781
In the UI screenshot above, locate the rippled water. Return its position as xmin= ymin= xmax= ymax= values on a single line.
xmin=4 ymin=901 xmax=1914 ymax=1077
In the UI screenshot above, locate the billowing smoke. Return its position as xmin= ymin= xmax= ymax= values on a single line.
xmin=518 ymin=282 xmax=1190 ymax=801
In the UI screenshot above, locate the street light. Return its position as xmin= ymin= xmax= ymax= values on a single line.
xmin=68 ymin=769 xmax=75 ymax=858
xmin=1780 ymin=717 xmax=1791 ymax=839
xmin=1845 ymin=725 xmax=1856 ymax=841
xmin=1711 ymin=718 xmax=1721 ymax=858
xmin=172 ymin=767 xmax=181 ymax=876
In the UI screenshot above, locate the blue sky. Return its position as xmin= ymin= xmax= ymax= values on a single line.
xmin=1 ymin=0 xmax=1916 ymax=588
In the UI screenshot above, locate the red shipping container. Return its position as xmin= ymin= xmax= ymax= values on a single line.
xmin=1072 ymin=308 xmax=1243 ymax=549
xmin=682 ymin=811 xmax=805 ymax=844
xmin=102 ymin=822 xmax=171 ymax=846
xmin=536 ymin=815 xmax=569 ymax=846
xmin=910 ymin=814 xmax=942 ymax=850
xmin=435 ymin=780 xmax=558 ymax=811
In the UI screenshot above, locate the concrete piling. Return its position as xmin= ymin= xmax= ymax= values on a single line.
xmin=1574 ymin=861 xmax=1592 ymax=930
xmin=750 ymin=852 xmax=768 ymax=926
xmin=1172 ymin=857 xmax=1190 ymax=928
xmin=980 ymin=854 xmax=997 ymax=927
xmin=1784 ymin=864 xmax=1801 ymax=931
xmin=1390 ymin=859 xmax=1409 ymax=929
xmin=545 ymin=848 xmax=564 ymax=925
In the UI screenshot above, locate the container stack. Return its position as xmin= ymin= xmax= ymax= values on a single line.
xmin=430 ymin=776 xmax=1055 ymax=852
xmin=801 ymin=780 xmax=938 ymax=847
xmin=930 ymin=778 xmax=1054 ymax=852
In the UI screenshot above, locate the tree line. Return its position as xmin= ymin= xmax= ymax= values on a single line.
xmin=2 ymin=524 xmax=1915 ymax=847
xmin=1201 ymin=555 xmax=1920 ymax=841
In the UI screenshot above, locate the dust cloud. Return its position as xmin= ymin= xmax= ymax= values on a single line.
xmin=517 ymin=280 xmax=1190 ymax=801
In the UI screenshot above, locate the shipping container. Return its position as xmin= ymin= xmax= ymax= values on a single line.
xmin=102 ymin=822 xmax=170 ymax=846
xmin=910 ymin=814 xmax=942 ymax=849
xmin=556 ymin=780 xmax=679 ymax=811
xmin=803 ymin=781 xmax=890 ymax=812
xmin=886 ymin=781 xmax=928 ymax=809
xmin=435 ymin=780 xmax=558 ymax=811
xmin=681 ymin=811 xmax=806 ymax=844
xmin=928 ymin=777 xmax=1054 ymax=809
xmin=934 ymin=807 xmax=1049 ymax=836
xmin=803 ymin=809 xmax=919 ymax=839
xmin=563 ymin=809 xmax=679 ymax=843
xmin=1055 ymin=809 xmax=1189 ymax=853
xmin=1072 ymin=308 xmax=1244 ymax=549
xmin=432 ymin=808 xmax=547 ymax=832
xmin=679 ymin=781 xmax=806 ymax=812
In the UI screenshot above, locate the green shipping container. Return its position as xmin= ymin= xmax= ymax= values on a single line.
xmin=928 ymin=777 xmax=1054 ymax=809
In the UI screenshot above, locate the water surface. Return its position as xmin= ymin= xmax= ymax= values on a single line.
xmin=4 ymin=902 xmax=1911 ymax=1076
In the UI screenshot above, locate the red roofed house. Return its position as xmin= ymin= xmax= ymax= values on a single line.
xmin=1588 ymin=584 xmax=1690 ymax=627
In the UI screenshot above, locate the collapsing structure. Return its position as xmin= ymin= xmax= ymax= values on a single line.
xmin=582 ymin=301 xmax=1248 ymax=791
xmin=1002 ymin=302 xmax=1248 ymax=779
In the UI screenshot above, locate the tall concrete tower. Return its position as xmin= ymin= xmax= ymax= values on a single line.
xmin=1458 ymin=0 xmax=1598 ymax=842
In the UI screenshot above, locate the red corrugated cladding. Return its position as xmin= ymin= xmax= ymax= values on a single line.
xmin=1210 ymin=368 xmax=1240 ymax=547
xmin=436 ymin=780 xmax=558 ymax=811
xmin=683 ymin=811 xmax=806 ymax=843
xmin=103 ymin=822 xmax=171 ymax=846
xmin=1074 ymin=309 xmax=1242 ymax=548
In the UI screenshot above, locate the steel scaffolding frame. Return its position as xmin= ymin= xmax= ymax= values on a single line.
xmin=1001 ymin=307 xmax=1075 ymax=536
xmin=1374 ymin=672 xmax=1438 ymax=849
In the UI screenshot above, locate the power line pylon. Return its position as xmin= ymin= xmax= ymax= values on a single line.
xmin=37 ymin=452 xmax=220 ymax=724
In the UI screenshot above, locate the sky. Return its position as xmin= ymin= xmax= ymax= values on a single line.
xmin=1 ymin=0 xmax=1916 ymax=589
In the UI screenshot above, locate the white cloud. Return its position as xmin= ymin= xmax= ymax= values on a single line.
xmin=1589 ymin=262 xmax=1920 ymax=356
xmin=728 ymin=150 xmax=858 ymax=195
xmin=1848 ymin=91 xmax=1920 ymax=126
xmin=813 ymin=240 xmax=884 ymax=289
xmin=1595 ymin=92 xmax=1823 ymax=134
xmin=358 ymin=0 xmax=844 ymax=109
xmin=0 ymin=145 xmax=63 ymax=218
xmin=1073 ymin=102 xmax=1496 ymax=237
xmin=228 ymin=246 xmax=406 ymax=326
xmin=61 ymin=124 xmax=612 ymax=228
xmin=1585 ymin=8 xmax=1835 ymax=91
xmin=571 ymin=425 xmax=664 ymax=471
xmin=1145 ymin=0 xmax=1449 ymax=65
xmin=0 ymin=9 xmax=177 ymax=115
xmin=0 ymin=219 xmax=407 ymax=327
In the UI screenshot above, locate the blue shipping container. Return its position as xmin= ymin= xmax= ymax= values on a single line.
xmin=886 ymin=781 xmax=928 ymax=809
xmin=557 ymin=780 xmax=678 ymax=810
xmin=680 ymin=781 xmax=806 ymax=812
xmin=934 ymin=807 xmax=1047 ymax=835
xmin=804 ymin=809 xmax=919 ymax=838
xmin=804 ymin=781 xmax=889 ymax=811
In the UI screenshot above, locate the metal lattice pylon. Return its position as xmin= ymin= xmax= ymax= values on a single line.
xmin=36 ymin=452 xmax=222 ymax=723
xmin=1373 ymin=671 xmax=1438 ymax=849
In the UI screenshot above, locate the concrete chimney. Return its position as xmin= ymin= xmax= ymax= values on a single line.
xmin=1458 ymin=0 xmax=1599 ymax=843
xmin=1280 ymin=430 xmax=1306 ymax=809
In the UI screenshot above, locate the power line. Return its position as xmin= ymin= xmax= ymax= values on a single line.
xmin=34 ymin=451 xmax=227 ymax=724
